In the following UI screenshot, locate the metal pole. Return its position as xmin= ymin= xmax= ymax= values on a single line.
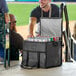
xmin=3 ymin=15 xmax=6 ymax=68
xmin=71 ymin=39 xmax=74 ymax=59
xmin=63 ymin=31 xmax=71 ymax=62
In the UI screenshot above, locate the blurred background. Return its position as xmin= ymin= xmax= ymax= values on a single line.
xmin=6 ymin=0 xmax=76 ymax=2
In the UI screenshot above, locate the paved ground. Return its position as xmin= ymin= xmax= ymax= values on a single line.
xmin=0 ymin=61 xmax=76 ymax=76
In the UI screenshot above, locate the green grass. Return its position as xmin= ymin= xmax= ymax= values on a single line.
xmin=8 ymin=3 xmax=76 ymax=26
xmin=67 ymin=4 xmax=76 ymax=21
xmin=8 ymin=3 xmax=38 ymax=26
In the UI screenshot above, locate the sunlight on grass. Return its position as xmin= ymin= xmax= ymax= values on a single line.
xmin=8 ymin=3 xmax=76 ymax=26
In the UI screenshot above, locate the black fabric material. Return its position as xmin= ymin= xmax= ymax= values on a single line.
xmin=30 ymin=4 xmax=59 ymax=23
xmin=0 ymin=10 xmax=2 ymax=13
xmin=74 ymin=43 xmax=76 ymax=60
xmin=7 ymin=30 xmax=23 ymax=60
xmin=10 ymin=30 xmax=23 ymax=50
xmin=6 ymin=47 xmax=19 ymax=60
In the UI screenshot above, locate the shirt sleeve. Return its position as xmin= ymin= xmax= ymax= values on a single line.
xmin=30 ymin=7 xmax=40 ymax=18
xmin=1 ymin=0 xmax=9 ymax=13
xmin=30 ymin=9 xmax=37 ymax=17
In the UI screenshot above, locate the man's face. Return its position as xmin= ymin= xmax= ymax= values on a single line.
xmin=9 ymin=14 xmax=16 ymax=30
xmin=39 ymin=0 xmax=50 ymax=8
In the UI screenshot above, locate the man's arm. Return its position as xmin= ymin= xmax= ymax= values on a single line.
xmin=4 ymin=13 xmax=10 ymax=24
xmin=27 ymin=17 xmax=37 ymax=38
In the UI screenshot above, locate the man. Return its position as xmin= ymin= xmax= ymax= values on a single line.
xmin=0 ymin=0 xmax=9 ymax=63
xmin=28 ymin=0 xmax=59 ymax=38
xmin=0 ymin=0 xmax=10 ymax=24
xmin=9 ymin=14 xmax=23 ymax=60
xmin=9 ymin=14 xmax=17 ymax=32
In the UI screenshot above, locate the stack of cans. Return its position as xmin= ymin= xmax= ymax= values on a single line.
xmin=27 ymin=36 xmax=60 ymax=42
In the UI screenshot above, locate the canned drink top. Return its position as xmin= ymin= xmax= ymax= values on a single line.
xmin=53 ymin=37 xmax=56 ymax=41
xmin=50 ymin=38 xmax=53 ymax=41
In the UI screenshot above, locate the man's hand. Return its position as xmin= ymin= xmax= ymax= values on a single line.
xmin=27 ymin=34 xmax=34 ymax=38
xmin=28 ymin=17 xmax=37 ymax=38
